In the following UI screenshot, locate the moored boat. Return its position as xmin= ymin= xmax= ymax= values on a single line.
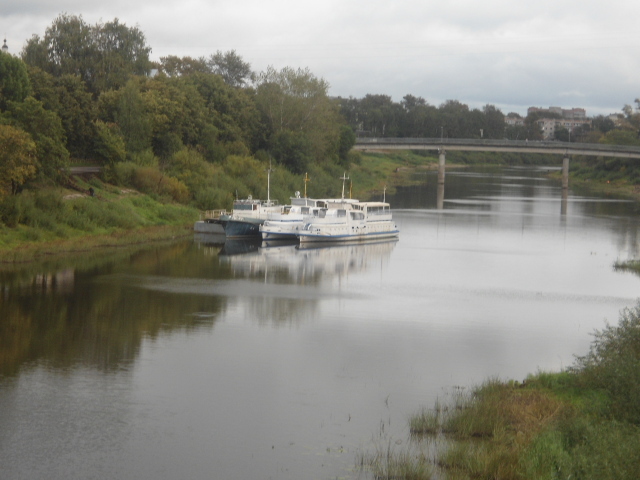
xmin=260 ymin=173 xmax=359 ymax=241
xmin=224 ymin=163 xmax=286 ymax=238
xmin=224 ymin=196 xmax=284 ymax=238
xmin=193 ymin=209 xmax=230 ymax=234
xmin=260 ymin=195 xmax=359 ymax=241
xmin=296 ymin=201 xmax=399 ymax=244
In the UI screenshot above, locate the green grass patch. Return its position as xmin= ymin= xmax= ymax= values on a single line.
xmin=0 ymin=181 xmax=199 ymax=263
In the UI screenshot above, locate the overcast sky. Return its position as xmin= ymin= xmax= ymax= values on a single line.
xmin=2 ymin=1 xmax=639 ymax=116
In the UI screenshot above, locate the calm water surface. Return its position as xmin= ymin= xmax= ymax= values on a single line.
xmin=2 ymin=166 xmax=640 ymax=479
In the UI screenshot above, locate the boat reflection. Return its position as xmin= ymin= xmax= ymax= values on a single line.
xmin=216 ymin=237 xmax=398 ymax=284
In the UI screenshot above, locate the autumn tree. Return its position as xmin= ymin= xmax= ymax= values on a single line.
xmin=0 ymin=124 xmax=37 ymax=198
xmin=4 ymin=97 xmax=70 ymax=182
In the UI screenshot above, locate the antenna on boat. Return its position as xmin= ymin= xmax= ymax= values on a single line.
xmin=266 ymin=159 xmax=274 ymax=204
xmin=383 ymin=185 xmax=386 ymax=203
xmin=340 ymin=172 xmax=349 ymax=200
xmin=304 ymin=172 xmax=310 ymax=198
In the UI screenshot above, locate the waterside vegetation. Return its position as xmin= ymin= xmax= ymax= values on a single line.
xmin=361 ymin=303 xmax=640 ymax=480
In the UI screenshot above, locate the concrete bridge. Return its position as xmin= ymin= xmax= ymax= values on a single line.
xmin=354 ymin=137 xmax=640 ymax=190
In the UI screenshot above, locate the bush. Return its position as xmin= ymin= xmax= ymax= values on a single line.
xmin=573 ymin=303 xmax=640 ymax=423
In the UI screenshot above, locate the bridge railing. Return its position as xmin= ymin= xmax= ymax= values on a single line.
xmin=354 ymin=137 xmax=640 ymax=156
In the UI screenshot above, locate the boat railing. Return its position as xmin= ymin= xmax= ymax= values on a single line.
xmin=201 ymin=209 xmax=228 ymax=220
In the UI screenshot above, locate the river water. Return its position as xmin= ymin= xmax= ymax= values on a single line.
xmin=2 ymin=166 xmax=640 ymax=480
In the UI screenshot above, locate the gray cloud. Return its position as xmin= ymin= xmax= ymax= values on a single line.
xmin=2 ymin=0 xmax=639 ymax=116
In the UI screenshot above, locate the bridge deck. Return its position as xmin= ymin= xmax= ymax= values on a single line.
xmin=353 ymin=138 xmax=640 ymax=159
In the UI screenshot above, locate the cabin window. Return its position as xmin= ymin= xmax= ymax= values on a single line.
xmin=337 ymin=210 xmax=346 ymax=217
xmin=301 ymin=207 xmax=310 ymax=214
xmin=234 ymin=204 xmax=254 ymax=211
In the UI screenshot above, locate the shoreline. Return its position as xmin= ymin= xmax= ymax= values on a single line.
xmin=0 ymin=224 xmax=194 ymax=265
xmin=2 ymin=163 xmax=639 ymax=266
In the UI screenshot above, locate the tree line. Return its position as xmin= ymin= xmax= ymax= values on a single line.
xmin=1 ymin=13 xmax=639 ymax=210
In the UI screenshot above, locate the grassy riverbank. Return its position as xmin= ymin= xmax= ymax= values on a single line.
xmin=0 ymin=175 xmax=199 ymax=263
xmin=362 ymin=304 xmax=640 ymax=480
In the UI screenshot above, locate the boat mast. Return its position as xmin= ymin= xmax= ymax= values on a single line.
xmin=340 ymin=172 xmax=349 ymax=200
xmin=266 ymin=160 xmax=274 ymax=204
xmin=304 ymin=172 xmax=310 ymax=198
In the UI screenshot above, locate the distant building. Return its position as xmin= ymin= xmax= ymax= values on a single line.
xmin=1 ymin=38 xmax=8 ymax=54
xmin=527 ymin=106 xmax=591 ymax=139
xmin=527 ymin=106 xmax=586 ymax=120
xmin=505 ymin=115 xmax=524 ymax=127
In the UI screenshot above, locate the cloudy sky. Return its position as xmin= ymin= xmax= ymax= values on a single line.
xmin=2 ymin=0 xmax=639 ymax=116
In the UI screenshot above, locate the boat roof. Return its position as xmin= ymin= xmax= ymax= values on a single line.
xmin=354 ymin=201 xmax=391 ymax=207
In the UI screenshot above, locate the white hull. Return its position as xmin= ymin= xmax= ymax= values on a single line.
xmin=259 ymin=197 xmax=360 ymax=241
xmin=297 ymin=225 xmax=399 ymax=243
xmin=296 ymin=201 xmax=399 ymax=244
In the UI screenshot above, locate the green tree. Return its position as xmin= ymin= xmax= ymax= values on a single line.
xmin=22 ymin=14 xmax=151 ymax=95
xmin=116 ymin=79 xmax=152 ymax=156
xmin=93 ymin=120 xmax=126 ymax=165
xmin=438 ymin=100 xmax=470 ymax=138
xmin=29 ymin=67 xmax=96 ymax=159
xmin=208 ymin=50 xmax=253 ymax=87
xmin=269 ymin=130 xmax=314 ymax=174
xmin=255 ymin=66 xmax=343 ymax=165
xmin=482 ymin=104 xmax=505 ymax=139
xmin=601 ymin=129 xmax=640 ymax=146
xmin=0 ymin=52 xmax=31 ymax=110
xmin=357 ymin=94 xmax=399 ymax=136
xmin=554 ymin=125 xmax=570 ymax=142
xmin=158 ymin=55 xmax=210 ymax=77
xmin=186 ymin=72 xmax=260 ymax=158
xmin=4 ymin=97 xmax=70 ymax=182
xmin=592 ymin=115 xmax=615 ymax=134
xmin=337 ymin=125 xmax=356 ymax=166
xmin=0 ymin=124 xmax=37 ymax=197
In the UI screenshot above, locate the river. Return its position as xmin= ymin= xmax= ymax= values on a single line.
xmin=1 ymin=166 xmax=640 ymax=480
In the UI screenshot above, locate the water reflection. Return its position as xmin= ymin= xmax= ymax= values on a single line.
xmin=0 ymin=242 xmax=227 ymax=376
xmin=216 ymin=238 xmax=396 ymax=285
xmin=0 ymin=237 xmax=398 ymax=376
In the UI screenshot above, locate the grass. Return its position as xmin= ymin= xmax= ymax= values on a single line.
xmin=364 ymin=300 xmax=640 ymax=480
xmin=0 ymin=176 xmax=199 ymax=263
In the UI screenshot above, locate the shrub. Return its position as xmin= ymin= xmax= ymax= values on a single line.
xmin=572 ymin=302 xmax=640 ymax=423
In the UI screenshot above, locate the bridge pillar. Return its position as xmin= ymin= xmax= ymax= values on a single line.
xmin=562 ymin=157 xmax=569 ymax=189
xmin=438 ymin=150 xmax=446 ymax=184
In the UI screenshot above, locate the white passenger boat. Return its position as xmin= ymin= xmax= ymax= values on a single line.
xmin=260 ymin=195 xmax=359 ymax=241
xmin=296 ymin=201 xmax=399 ymax=244
xmin=260 ymin=173 xmax=360 ymax=241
